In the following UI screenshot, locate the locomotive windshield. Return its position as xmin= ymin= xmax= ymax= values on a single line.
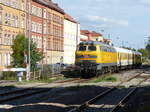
xmin=88 ymin=46 xmax=96 ymax=51
xmin=79 ymin=46 xmax=86 ymax=51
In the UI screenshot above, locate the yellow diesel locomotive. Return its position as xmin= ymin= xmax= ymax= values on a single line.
xmin=75 ymin=41 xmax=142 ymax=77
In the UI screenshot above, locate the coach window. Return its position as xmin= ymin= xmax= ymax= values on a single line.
xmin=88 ymin=46 xmax=96 ymax=51
xmin=79 ymin=46 xmax=86 ymax=51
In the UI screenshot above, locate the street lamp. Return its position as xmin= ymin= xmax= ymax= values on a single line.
xmin=27 ymin=0 xmax=31 ymax=81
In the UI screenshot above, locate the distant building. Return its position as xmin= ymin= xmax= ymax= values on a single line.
xmin=63 ymin=13 xmax=80 ymax=64
xmin=0 ymin=0 xmax=65 ymax=67
xmin=80 ymin=30 xmax=89 ymax=41
xmin=80 ymin=30 xmax=112 ymax=45
xmin=0 ymin=0 xmax=26 ymax=67
xmin=28 ymin=0 xmax=65 ymax=65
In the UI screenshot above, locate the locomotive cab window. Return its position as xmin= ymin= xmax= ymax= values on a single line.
xmin=79 ymin=46 xmax=86 ymax=51
xmin=88 ymin=46 xmax=96 ymax=51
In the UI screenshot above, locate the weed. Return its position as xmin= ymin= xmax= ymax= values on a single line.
xmin=89 ymin=75 xmax=117 ymax=83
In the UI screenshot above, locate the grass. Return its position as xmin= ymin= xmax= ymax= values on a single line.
xmin=17 ymin=75 xmax=66 ymax=84
xmin=89 ymin=74 xmax=117 ymax=83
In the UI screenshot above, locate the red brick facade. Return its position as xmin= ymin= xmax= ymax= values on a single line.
xmin=26 ymin=0 xmax=64 ymax=64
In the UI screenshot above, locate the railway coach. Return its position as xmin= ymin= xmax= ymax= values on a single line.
xmin=115 ymin=47 xmax=133 ymax=69
xmin=75 ymin=41 xmax=142 ymax=77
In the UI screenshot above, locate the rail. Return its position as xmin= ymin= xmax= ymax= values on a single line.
xmin=68 ymin=70 xmax=148 ymax=112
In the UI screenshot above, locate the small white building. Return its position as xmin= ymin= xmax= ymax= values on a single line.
xmin=63 ymin=14 xmax=80 ymax=64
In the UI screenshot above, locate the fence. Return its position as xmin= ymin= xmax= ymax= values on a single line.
xmin=30 ymin=64 xmax=63 ymax=80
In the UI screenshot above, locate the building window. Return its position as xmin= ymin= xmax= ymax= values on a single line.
xmin=15 ymin=16 xmax=18 ymax=27
xmin=8 ymin=33 xmax=11 ymax=45
xmin=39 ymin=24 xmax=42 ymax=33
xmin=21 ymin=17 xmax=25 ymax=28
xmin=4 ymin=54 xmax=7 ymax=66
xmin=5 ymin=13 xmax=8 ymax=25
xmin=43 ymin=9 xmax=46 ymax=18
xmin=8 ymin=14 xmax=11 ymax=26
xmin=32 ymin=22 xmax=34 ymax=32
xmin=44 ymin=22 xmax=46 ymax=34
xmin=4 ymin=33 xmax=7 ymax=45
xmin=37 ymin=23 xmax=42 ymax=33
xmin=32 ymin=22 xmax=36 ymax=32
xmin=8 ymin=53 xmax=10 ymax=65
xmin=21 ymin=0 xmax=25 ymax=10
xmin=12 ymin=15 xmax=15 ymax=27
xmin=32 ymin=35 xmax=36 ymax=44
xmin=32 ymin=5 xmax=36 ymax=15
xmin=37 ymin=8 xmax=42 ymax=17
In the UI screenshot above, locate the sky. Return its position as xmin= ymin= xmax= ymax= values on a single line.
xmin=54 ymin=0 xmax=150 ymax=49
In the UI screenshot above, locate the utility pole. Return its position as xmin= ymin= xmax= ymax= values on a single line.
xmin=108 ymin=33 xmax=111 ymax=39
xmin=27 ymin=0 xmax=31 ymax=81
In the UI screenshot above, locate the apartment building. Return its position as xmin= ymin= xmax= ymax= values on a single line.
xmin=64 ymin=14 xmax=80 ymax=64
xmin=0 ymin=0 xmax=65 ymax=67
xmin=30 ymin=0 xmax=64 ymax=65
xmin=0 ymin=0 xmax=26 ymax=66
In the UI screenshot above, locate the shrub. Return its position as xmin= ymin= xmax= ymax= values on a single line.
xmin=1 ymin=72 xmax=17 ymax=80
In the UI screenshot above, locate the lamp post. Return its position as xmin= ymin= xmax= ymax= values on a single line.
xmin=27 ymin=0 xmax=31 ymax=81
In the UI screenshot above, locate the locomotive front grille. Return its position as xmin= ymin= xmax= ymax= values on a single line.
xmin=76 ymin=60 xmax=97 ymax=69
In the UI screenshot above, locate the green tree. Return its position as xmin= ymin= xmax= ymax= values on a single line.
xmin=11 ymin=33 xmax=43 ymax=71
xmin=146 ymin=44 xmax=150 ymax=52
xmin=138 ymin=48 xmax=149 ymax=61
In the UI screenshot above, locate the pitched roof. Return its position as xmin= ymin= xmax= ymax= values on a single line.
xmin=65 ymin=13 xmax=78 ymax=23
xmin=80 ymin=30 xmax=103 ymax=37
xmin=80 ymin=30 xmax=90 ymax=35
xmin=33 ymin=0 xmax=64 ymax=14
xmin=91 ymin=31 xmax=102 ymax=37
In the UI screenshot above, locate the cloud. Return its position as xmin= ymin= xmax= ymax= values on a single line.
xmin=140 ymin=0 xmax=150 ymax=4
xmin=87 ymin=15 xmax=129 ymax=26
xmin=91 ymin=24 xmax=113 ymax=29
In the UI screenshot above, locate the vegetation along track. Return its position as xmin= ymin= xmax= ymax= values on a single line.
xmin=68 ymin=69 xmax=149 ymax=112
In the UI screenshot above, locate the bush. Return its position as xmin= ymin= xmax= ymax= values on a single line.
xmin=40 ymin=65 xmax=53 ymax=81
xmin=1 ymin=72 xmax=17 ymax=80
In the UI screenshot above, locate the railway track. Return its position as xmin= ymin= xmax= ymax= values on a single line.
xmin=0 ymin=77 xmax=93 ymax=104
xmin=0 ymin=80 xmax=16 ymax=84
xmin=68 ymin=70 xmax=149 ymax=112
xmin=0 ymin=68 xmax=148 ymax=105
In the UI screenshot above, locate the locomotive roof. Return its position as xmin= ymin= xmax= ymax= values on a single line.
xmin=79 ymin=41 xmax=141 ymax=55
xmin=79 ymin=41 xmax=113 ymax=47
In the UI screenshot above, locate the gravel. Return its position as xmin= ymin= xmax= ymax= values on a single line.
xmin=0 ymin=68 xmax=149 ymax=112
xmin=83 ymin=88 xmax=133 ymax=112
